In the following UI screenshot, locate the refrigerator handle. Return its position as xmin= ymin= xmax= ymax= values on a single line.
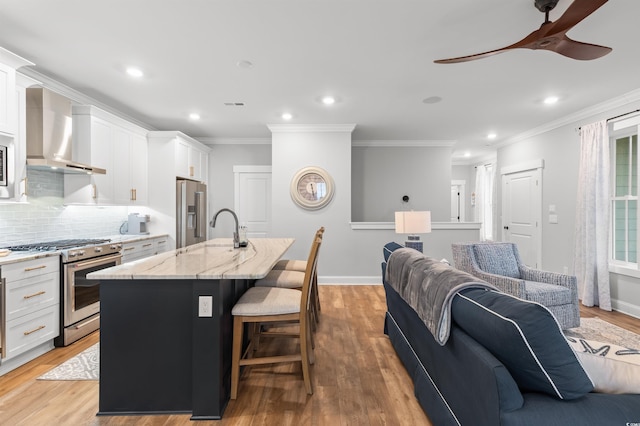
xmin=195 ymin=191 xmax=205 ymax=239
xmin=177 ymin=181 xmax=187 ymax=248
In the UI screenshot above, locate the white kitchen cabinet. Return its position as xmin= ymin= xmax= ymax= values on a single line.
xmin=1 ymin=256 xmax=60 ymax=361
xmin=67 ymin=105 xmax=148 ymax=206
xmin=172 ymin=134 xmax=210 ymax=182
xmin=121 ymin=236 xmax=169 ymax=263
xmin=113 ymin=127 xmax=148 ymax=205
xmin=0 ymin=48 xmax=35 ymax=202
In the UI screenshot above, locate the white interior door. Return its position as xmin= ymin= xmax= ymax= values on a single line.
xmin=501 ymin=168 xmax=541 ymax=268
xmin=234 ymin=166 xmax=272 ymax=238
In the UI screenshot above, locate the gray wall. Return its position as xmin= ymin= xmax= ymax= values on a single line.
xmin=352 ymin=146 xmax=452 ymax=222
xmin=497 ymin=99 xmax=640 ymax=317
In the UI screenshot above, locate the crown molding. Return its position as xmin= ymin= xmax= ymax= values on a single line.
xmin=352 ymin=139 xmax=456 ymax=148
xmin=267 ymin=124 xmax=356 ymax=133
xmin=0 ymin=47 xmax=33 ymax=69
xmin=494 ymin=88 xmax=640 ymax=149
xmin=198 ymin=137 xmax=271 ymax=145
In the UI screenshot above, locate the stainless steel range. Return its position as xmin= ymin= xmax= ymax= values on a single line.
xmin=4 ymin=239 xmax=122 ymax=346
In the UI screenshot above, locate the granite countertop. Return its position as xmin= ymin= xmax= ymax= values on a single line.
xmin=0 ymin=233 xmax=169 ymax=267
xmin=88 ymin=238 xmax=295 ymax=280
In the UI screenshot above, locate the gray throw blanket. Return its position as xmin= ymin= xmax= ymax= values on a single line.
xmin=385 ymin=248 xmax=498 ymax=345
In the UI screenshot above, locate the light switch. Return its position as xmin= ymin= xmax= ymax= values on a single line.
xmin=548 ymin=204 xmax=556 ymax=213
xmin=549 ymin=214 xmax=558 ymax=224
xmin=199 ymin=295 xmax=213 ymax=317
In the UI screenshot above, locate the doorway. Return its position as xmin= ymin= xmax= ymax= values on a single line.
xmin=501 ymin=162 xmax=542 ymax=268
xmin=233 ymin=165 xmax=272 ymax=238
xmin=451 ymin=180 xmax=466 ymax=222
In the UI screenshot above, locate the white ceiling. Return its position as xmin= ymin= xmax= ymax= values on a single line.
xmin=0 ymin=0 xmax=636 ymax=162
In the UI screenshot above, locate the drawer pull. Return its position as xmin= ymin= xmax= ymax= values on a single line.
xmin=124 ymin=247 xmax=135 ymax=251
xmin=157 ymin=240 xmax=167 ymax=244
xmin=23 ymin=291 xmax=46 ymax=299
xmin=143 ymin=243 xmax=152 ymax=248
xmin=23 ymin=325 xmax=46 ymax=336
xmin=24 ymin=265 xmax=47 ymax=272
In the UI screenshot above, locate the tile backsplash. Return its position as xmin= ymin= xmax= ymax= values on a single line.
xmin=0 ymin=169 xmax=128 ymax=246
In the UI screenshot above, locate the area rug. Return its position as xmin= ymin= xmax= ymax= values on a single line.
xmin=565 ymin=318 xmax=640 ymax=349
xmin=37 ymin=343 xmax=99 ymax=381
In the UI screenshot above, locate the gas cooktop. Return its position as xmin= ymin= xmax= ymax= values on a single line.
xmin=3 ymin=238 xmax=112 ymax=251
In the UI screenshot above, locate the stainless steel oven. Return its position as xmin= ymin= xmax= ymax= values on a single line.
xmin=57 ymin=241 xmax=122 ymax=346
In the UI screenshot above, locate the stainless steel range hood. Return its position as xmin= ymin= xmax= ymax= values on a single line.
xmin=26 ymin=87 xmax=106 ymax=175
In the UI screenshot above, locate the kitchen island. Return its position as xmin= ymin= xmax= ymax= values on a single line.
xmin=88 ymin=238 xmax=294 ymax=420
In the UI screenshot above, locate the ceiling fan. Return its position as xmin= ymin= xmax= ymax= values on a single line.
xmin=434 ymin=0 xmax=611 ymax=64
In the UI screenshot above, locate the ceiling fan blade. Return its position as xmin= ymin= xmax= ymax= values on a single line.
xmin=434 ymin=26 xmax=545 ymax=64
xmin=542 ymin=34 xmax=612 ymax=60
xmin=545 ymin=0 xmax=609 ymax=36
xmin=434 ymin=47 xmax=512 ymax=64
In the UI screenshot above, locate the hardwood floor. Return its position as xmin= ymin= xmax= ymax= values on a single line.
xmin=0 ymin=286 xmax=639 ymax=426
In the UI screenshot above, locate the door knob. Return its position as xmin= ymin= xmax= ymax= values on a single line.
xmin=503 ymin=226 xmax=509 ymax=230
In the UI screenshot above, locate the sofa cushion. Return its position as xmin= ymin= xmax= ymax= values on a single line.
xmin=452 ymin=288 xmax=593 ymax=400
xmin=473 ymin=243 xmax=520 ymax=278
xmin=566 ymin=336 xmax=640 ymax=394
xmin=524 ymin=280 xmax=572 ymax=305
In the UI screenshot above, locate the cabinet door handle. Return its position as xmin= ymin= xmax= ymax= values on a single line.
xmin=23 ymin=290 xmax=46 ymax=299
xmin=23 ymin=325 xmax=46 ymax=336
xmin=189 ymin=166 xmax=194 ymax=177
xmin=92 ymin=184 xmax=97 ymax=199
xmin=24 ymin=265 xmax=47 ymax=272
xmin=21 ymin=177 xmax=28 ymax=197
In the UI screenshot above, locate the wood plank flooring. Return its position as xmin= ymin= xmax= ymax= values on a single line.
xmin=0 ymin=285 xmax=639 ymax=426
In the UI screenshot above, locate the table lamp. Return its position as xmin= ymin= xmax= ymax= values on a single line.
xmin=395 ymin=211 xmax=431 ymax=252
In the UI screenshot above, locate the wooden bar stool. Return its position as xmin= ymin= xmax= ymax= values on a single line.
xmin=267 ymin=227 xmax=324 ymax=323
xmin=230 ymin=234 xmax=322 ymax=399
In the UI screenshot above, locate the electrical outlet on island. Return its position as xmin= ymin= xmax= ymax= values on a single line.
xmin=199 ymin=295 xmax=213 ymax=317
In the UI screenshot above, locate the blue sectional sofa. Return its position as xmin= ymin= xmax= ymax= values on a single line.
xmin=382 ymin=243 xmax=640 ymax=426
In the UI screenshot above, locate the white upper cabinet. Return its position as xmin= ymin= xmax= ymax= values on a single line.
xmin=66 ymin=105 xmax=148 ymax=205
xmin=0 ymin=48 xmax=35 ymax=202
xmin=0 ymin=61 xmax=17 ymax=136
xmin=173 ymin=134 xmax=209 ymax=182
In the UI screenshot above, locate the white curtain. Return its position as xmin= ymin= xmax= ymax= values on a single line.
xmin=574 ymin=120 xmax=611 ymax=310
xmin=475 ymin=164 xmax=495 ymax=241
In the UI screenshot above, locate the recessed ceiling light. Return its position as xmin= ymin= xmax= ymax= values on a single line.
xmin=423 ymin=96 xmax=443 ymax=104
xmin=189 ymin=113 xmax=201 ymax=120
xmin=282 ymin=112 xmax=293 ymax=120
xmin=322 ymin=96 xmax=336 ymax=105
xmin=544 ymin=96 xmax=559 ymax=105
xmin=487 ymin=133 xmax=497 ymax=140
xmin=237 ymin=60 xmax=253 ymax=69
xmin=126 ymin=67 xmax=144 ymax=78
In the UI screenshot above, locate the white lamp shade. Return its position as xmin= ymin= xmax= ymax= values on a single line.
xmin=395 ymin=211 xmax=431 ymax=234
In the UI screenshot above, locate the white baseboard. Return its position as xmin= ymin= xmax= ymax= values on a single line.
xmin=318 ymin=276 xmax=382 ymax=285
xmin=611 ymin=298 xmax=640 ymax=320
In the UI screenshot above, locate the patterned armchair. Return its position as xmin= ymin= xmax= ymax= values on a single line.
xmin=451 ymin=242 xmax=580 ymax=329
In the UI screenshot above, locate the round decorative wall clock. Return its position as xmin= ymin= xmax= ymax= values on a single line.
xmin=290 ymin=166 xmax=335 ymax=210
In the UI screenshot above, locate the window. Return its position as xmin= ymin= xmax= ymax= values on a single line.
xmin=612 ymin=134 xmax=638 ymax=264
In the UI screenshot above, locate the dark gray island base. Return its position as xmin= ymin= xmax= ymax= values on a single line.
xmin=91 ymin=238 xmax=295 ymax=420
xmin=98 ymin=277 xmax=250 ymax=420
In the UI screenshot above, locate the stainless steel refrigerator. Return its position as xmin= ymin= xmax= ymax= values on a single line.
xmin=176 ymin=179 xmax=207 ymax=248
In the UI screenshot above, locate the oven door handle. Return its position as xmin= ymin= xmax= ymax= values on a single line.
xmin=69 ymin=253 xmax=122 ymax=270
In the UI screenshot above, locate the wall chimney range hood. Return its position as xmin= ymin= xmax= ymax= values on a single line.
xmin=26 ymin=87 xmax=106 ymax=175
